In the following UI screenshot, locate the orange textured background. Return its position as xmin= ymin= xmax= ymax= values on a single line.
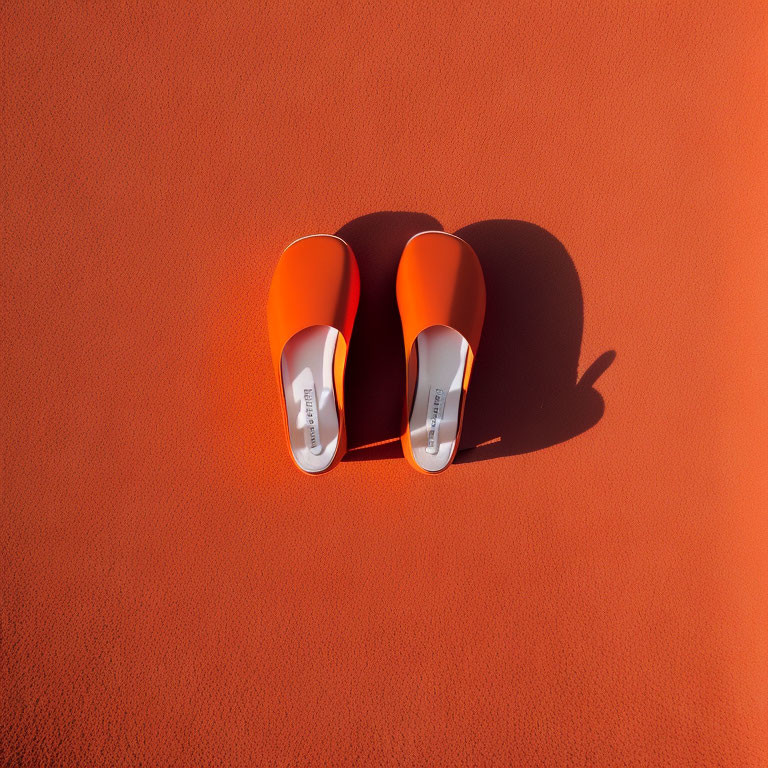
xmin=2 ymin=1 xmax=767 ymax=765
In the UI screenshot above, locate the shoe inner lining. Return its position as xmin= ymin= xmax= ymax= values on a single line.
xmin=280 ymin=325 xmax=340 ymax=473
xmin=408 ymin=326 xmax=469 ymax=472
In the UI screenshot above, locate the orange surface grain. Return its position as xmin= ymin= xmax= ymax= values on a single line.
xmin=2 ymin=1 xmax=767 ymax=765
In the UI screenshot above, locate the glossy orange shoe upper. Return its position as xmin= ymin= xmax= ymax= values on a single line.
xmin=267 ymin=235 xmax=360 ymax=473
xmin=396 ymin=231 xmax=486 ymax=473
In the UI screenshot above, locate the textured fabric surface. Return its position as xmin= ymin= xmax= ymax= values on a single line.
xmin=2 ymin=1 xmax=767 ymax=765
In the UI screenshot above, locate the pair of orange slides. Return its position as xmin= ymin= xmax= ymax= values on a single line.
xmin=268 ymin=231 xmax=486 ymax=475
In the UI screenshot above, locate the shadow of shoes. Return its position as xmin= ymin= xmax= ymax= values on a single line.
xmin=336 ymin=212 xmax=442 ymax=456
xmin=336 ymin=214 xmax=614 ymax=463
xmin=454 ymin=219 xmax=614 ymax=462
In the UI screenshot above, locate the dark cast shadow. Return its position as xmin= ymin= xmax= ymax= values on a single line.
xmin=454 ymin=220 xmax=614 ymax=462
xmin=336 ymin=212 xmax=441 ymax=459
xmin=336 ymin=213 xmax=614 ymax=463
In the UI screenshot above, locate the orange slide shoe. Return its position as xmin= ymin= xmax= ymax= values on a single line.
xmin=267 ymin=235 xmax=360 ymax=474
xmin=396 ymin=232 xmax=486 ymax=474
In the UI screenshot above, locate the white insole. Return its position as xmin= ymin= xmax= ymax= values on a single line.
xmin=280 ymin=326 xmax=340 ymax=473
xmin=408 ymin=326 xmax=469 ymax=472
